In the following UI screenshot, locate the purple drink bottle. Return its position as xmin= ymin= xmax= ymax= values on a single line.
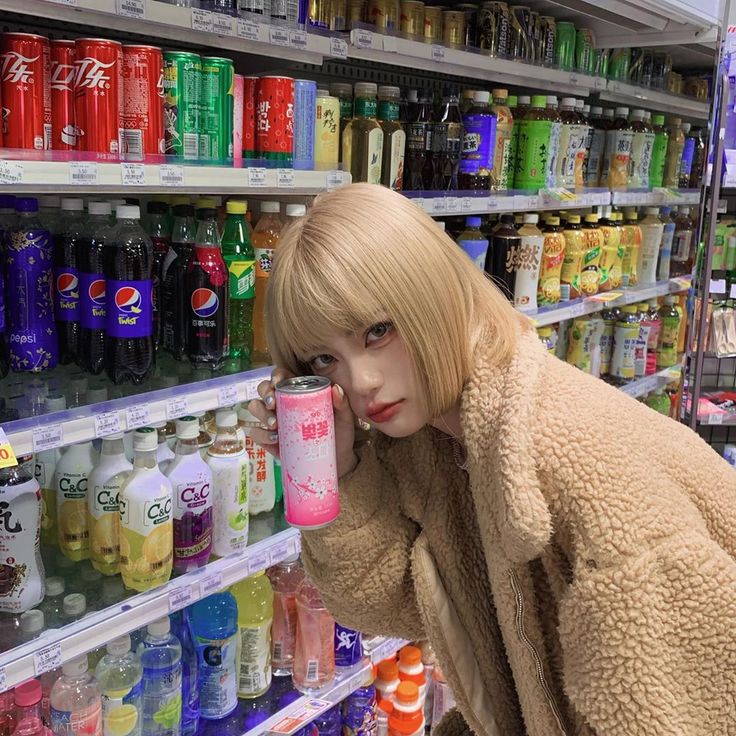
xmin=146 ymin=201 xmax=171 ymax=352
xmin=77 ymin=201 xmax=112 ymax=375
xmin=53 ymin=198 xmax=84 ymax=364
xmin=103 ymin=204 xmax=155 ymax=385
xmin=5 ymin=198 xmax=58 ymax=373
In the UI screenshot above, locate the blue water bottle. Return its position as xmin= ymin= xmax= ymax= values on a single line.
xmin=170 ymin=608 xmax=200 ymax=736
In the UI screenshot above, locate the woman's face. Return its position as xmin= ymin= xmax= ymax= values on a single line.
xmin=306 ymin=321 xmax=430 ymax=438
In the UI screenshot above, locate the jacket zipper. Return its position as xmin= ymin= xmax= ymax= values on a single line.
xmin=508 ymin=568 xmax=567 ymax=735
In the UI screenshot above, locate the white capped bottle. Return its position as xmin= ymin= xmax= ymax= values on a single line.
xmin=514 ymin=214 xmax=545 ymax=312
xmin=95 ymin=633 xmax=143 ymax=736
xmin=50 ymin=654 xmax=103 ymax=736
xmin=238 ymin=406 xmax=276 ymax=516
xmin=638 ymin=207 xmax=664 ymax=285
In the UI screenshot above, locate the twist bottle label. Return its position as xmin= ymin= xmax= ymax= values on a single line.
xmin=79 ymin=272 xmax=106 ymax=329
xmin=106 ymin=279 xmax=153 ymax=338
xmin=54 ymin=269 xmax=80 ymax=321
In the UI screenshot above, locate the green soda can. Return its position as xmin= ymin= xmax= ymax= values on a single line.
xmin=593 ymin=47 xmax=609 ymax=78
xmin=608 ymin=48 xmax=631 ymax=81
xmin=163 ymin=51 xmax=201 ymax=160
xmin=575 ymin=28 xmax=594 ymax=74
xmin=200 ymin=56 xmax=235 ymax=163
xmin=554 ymin=21 xmax=575 ymax=71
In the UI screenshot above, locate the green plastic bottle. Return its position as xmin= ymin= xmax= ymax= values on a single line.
xmin=515 ymin=95 xmax=555 ymax=190
xmin=649 ymin=114 xmax=669 ymax=188
xmin=221 ymin=200 xmax=256 ymax=368
xmin=645 ymin=387 xmax=671 ymax=415
xmin=656 ymin=296 xmax=681 ymax=369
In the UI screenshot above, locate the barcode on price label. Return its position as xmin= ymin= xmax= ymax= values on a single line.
xmin=218 ymin=385 xmax=239 ymax=406
xmin=290 ymin=30 xmax=308 ymax=48
xmin=166 ymin=397 xmax=188 ymax=420
xmin=121 ymin=162 xmax=145 ymax=186
xmin=213 ymin=13 xmax=235 ymax=35
xmin=269 ymin=540 xmax=291 ymax=565
xmin=269 ymin=26 xmax=290 ymax=45
xmin=237 ymin=18 xmax=260 ymax=41
xmin=34 ymin=643 xmax=62 ymax=676
xmin=126 ymin=405 xmax=150 ymax=430
xmin=354 ymin=28 xmax=373 ymax=48
xmin=200 ymin=573 xmax=223 ymax=597
xmin=248 ymin=551 xmax=270 ymax=574
xmin=116 ymin=0 xmax=145 ymax=18
xmin=95 ymin=412 xmax=122 ymax=438
xmin=169 ymin=586 xmax=194 ymax=612
xmin=330 ymin=36 xmax=348 ymax=59
xmin=0 ymin=160 xmax=24 ymax=185
xmin=33 ymin=424 xmax=63 ymax=453
xmin=0 ymin=668 xmax=6 ymax=694
xmin=277 ymin=168 xmax=294 ymax=187
xmin=248 ymin=168 xmax=267 ymax=187
xmin=709 ymin=413 xmax=724 ymax=425
xmin=326 ymin=171 xmax=343 ymax=189
xmin=159 ymin=164 xmax=184 ymax=186
xmin=69 ymin=162 xmax=98 ymax=186
xmin=191 ymin=8 xmax=214 ymax=32
xmin=432 ymin=44 xmax=445 ymax=62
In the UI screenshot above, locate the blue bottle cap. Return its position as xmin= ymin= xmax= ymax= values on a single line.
xmin=0 ymin=195 xmax=16 ymax=209
xmin=466 ymin=216 xmax=482 ymax=227
xmin=15 ymin=197 xmax=39 ymax=213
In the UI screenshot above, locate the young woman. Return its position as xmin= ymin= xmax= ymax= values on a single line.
xmin=248 ymin=184 xmax=736 ymax=736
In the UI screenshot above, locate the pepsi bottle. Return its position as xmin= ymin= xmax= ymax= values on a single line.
xmin=78 ymin=201 xmax=112 ymax=375
xmin=163 ymin=204 xmax=196 ymax=361
xmin=146 ymin=200 xmax=171 ymax=351
xmin=54 ymin=197 xmax=85 ymax=364
xmin=5 ymin=198 xmax=58 ymax=372
xmin=186 ymin=208 xmax=229 ymax=369
xmin=103 ymin=204 xmax=155 ymax=385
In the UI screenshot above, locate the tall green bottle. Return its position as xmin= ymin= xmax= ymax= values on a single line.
xmin=221 ymin=201 xmax=256 ymax=368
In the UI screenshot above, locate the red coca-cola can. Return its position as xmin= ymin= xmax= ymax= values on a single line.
xmin=50 ymin=39 xmax=76 ymax=150
xmin=1 ymin=32 xmax=51 ymax=150
xmin=243 ymin=75 xmax=257 ymax=160
xmin=122 ymin=44 xmax=165 ymax=158
xmin=255 ymin=76 xmax=294 ymax=165
xmin=74 ymin=38 xmax=123 ymax=155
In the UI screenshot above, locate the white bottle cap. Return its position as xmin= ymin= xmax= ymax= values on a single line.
xmin=354 ymin=82 xmax=377 ymax=97
xmin=615 ymin=106 xmax=629 ymax=117
xmin=175 ymin=416 xmax=199 ymax=440
xmin=561 ymin=97 xmax=575 ymax=107
xmin=20 ymin=609 xmax=44 ymax=636
xmin=61 ymin=198 xmax=84 ymax=212
xmin=148 ymin=617 xmax=170 ymax=637
xmin=682 ymin=122 xmax=691 ymax=133
xmin=473 ymin=90 xmax=490 ymax=103
xmin=46 ymin=576 xmax=65 ymax=597
xmin=518 ymin=95 xmax=530 ymax=105
xmin=603 ymin=108 xmax=614 ymax=118
xmin=44 ymin=394 xmax=67 ymax=412
xmin=645 ymin=207 xmax=659 ymax=215
xmin=88 ymin=201 xmax=112 ymax=216
xmin=81 ymin=568 xmax=102 ymax=584
xmin=591 ymin=106 xmax=603 ymax=115
xmin=133 ymin=427 xmax=158 ymax=452
xmin=102 ymin=577 xmax=125 ymax=600
xmin=237 ymin=404 xmax=258 ymax=424
xmin=216 ymin=408 xmax=238 ymax=428
xmin=107 ymin=634 xmax=131 ymax=657
xmin=39 ymin=195 xmax=61 ymax=207
xmin=102 ymin=432 xmax=124 ymax=440
xmin=117 ymin=205 xmax=140 ymax=220
xmin=649 ymin=298 xmax=659 ymax=307
xmin=260 ymin=201 xmax=280 ymax=213
xmin=108 ymin=199 xmax=127 ymax=208
xmin=62 ymin=655 xmax=89 ymax=677
xmin=63 ymin=593 xmax=86 ymax=617
xmin=632 ymin=108 xmax=645 ymax=118
xmin=546 ymin=95 xmax=558 ymax=105
xmin=286 ymin=204 xmax=306 ymax=217
xmin=86 ymin=386 xmax=108 ymax=403
xmin=523 ymin=214 xmax=539 ymax=224
xmin=151 ymin=421 xmax=167 ymax=430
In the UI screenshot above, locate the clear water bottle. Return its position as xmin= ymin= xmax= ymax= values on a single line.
xmin=137 ymin=617 xmax=183 ymax=736
xmin=170 ymin=609 xmax=199 ymax=736
xmin=96 ymin=633 xmax=143 ymax=736
xmin=39 ymin=576 xmax=65 ymax=628
xmin=50 ymin=654 xmax=103 ymax=735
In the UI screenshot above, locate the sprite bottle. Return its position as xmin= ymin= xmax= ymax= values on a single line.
xmin=221 ymin=201 xmax=256 ymax=368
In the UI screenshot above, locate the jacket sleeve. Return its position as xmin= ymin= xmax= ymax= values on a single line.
xmin=299 ymin=434 xmax=426 ymax=641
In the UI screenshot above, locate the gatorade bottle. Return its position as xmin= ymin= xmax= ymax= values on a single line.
xmin=95 ymin=634 xmax=143 ymax=736
xmin=170 ymin=609 xmax=199 ymax=736
xmin=267 ymin=556 xmax=303 ymax=676
xmin=388 ymin=682 xmax=424 ymax=736
xmin=456 ymin=217 xmax=489 ymax=269
xmin=221 ymin=201 xmax=256 ymax=369
xmin=54 ymin=198 xmax=85 ymax=365
xmin=118 ymin=428 xmax=173 ymax=593
xmin=252 ymin=202 xmax=283 ymax=366
xmin=78 ymin=201 xmax=112 ymax=375
xmin=104 ymin=205 xmax=155 ymax=385
xmin=50 ymin=655 xmax=102 ymax=736
xmin=87 ymin=433 xmax=132 ymax=576
xmin=146 ymin=201 xmax=172 ymax=351
xmin=54 ymin=441 xmax=97 ymax=562
xmin=398 ymin=647 xmax=426 ymax=702
xmin=293 ymin=576 xmax=335 ymax=692
xmin=375 ymin=659 xmax=401 ymax=703
xmin=514 ymin=214 xmax=544 ymax=312
xmin=166 ymin=416 xmax=213 ymax=573
xmin=190 ymin=592 xmax=239 ymax=720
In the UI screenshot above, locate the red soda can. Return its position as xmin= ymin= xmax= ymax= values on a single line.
xmin=233 ymin=74 xmax=244 ymax=167
xmin=255 ymin=76 xmax=294 ymax=165
xmin=74 ymin=38 xmax=124 ymax=155
xmin=243 ymin=75 xmax=257 ymax=160
xmin=122 ymin=44 xmax=165 ymax=158
xmin=50 ymin=40 xmax=77 ymax=150
xmin=1 ymin=32 xmax=51 ymax=150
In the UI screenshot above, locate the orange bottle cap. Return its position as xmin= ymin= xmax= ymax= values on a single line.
xmin=388 ymin=713 xmax=424 ymax=735
xmin=377 ymin=659 xmax=399 ymax=681
xmin=378 ymin=699 xmax=394 ymax=715
xmin=399 ymin=646 xmax=422 ymax=666
xmin=396 ymin=681 xmax=419 ymax=704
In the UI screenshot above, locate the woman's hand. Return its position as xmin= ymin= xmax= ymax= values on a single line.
xmin=247 ymin=368 xmax=359 ymax=479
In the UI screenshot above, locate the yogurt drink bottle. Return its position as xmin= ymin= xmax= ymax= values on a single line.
xmin=238 ymin=406 xmax=276 ymax=515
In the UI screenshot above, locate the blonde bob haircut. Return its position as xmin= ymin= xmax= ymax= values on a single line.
xmin=266 ymin=183 xmax=527 ymax=419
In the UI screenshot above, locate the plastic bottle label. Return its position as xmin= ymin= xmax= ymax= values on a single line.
xmin=538 ymin=233 xmax=565 ymax=305
xmin=387 ymin=129 xmax=406 ymax=191
xmin=245 ymin=437 xmax=276 ymax=515
xmin=141 ymin=664 xmax=182 ymax=733
xmin=513 ymin=234 xmax=544 ymax=311
xmin=649 ymin=133 xmax=668 ymax=187
xmin=680 ymin=138 xmax=695 ymax=179
xmin=57 ymin=471 xmax=90 ymax=558
xmin=89 ymin=475 xmax=126 ymax=570
xmin=634 ymin=323 xmax=651 ymax=377
xmin=586 ymin=129 xmax=606 ymax=185
xmin=79 ymin=272 xmax=106 ymax=330
xmin=255 ymin=248 xmax=274 ymax=279
xmin=238 ymin=622 xmax=272 ymax=696
xmin=209 ymin=455 xmax=249 ymax=557
xmin=658 ymin=224 xmax=674 ymax=280
xmin=196 ymin=633 xmax=238 ymax=718
xmin=51 ymin=703 xmax=102 ymax=736
xmin=514 ymin=119 xmax=553 ymax=189
xmin=610 ymin=322 xmax=639 ymax=379
xmin=603 ymin=129 xmax=633 ymax=187
xmin=102 ymin=680 xmax=142 ymax=736
xmin=640 ymin=224 xmax=663 ymax=284
xmin=226 ymin=259 xmax=255 ymax=300
xmin=365 ymin=128 xmax=384 ymax=185
xmin=630 ymin=131 xmax=654 ymax=188
xmin=54 ymin=267 xmax=80 ymax=322
xmin=460 ymin=113 xmax=496 ymax=175
xmin=173 ymin=473 xmax=213 ymax=562
xmin=457 ymin=238 xmax=489 ymax=269
xmin=106 ymin=279 xmax=153 ymax=338
xmin=672 ymin=230 xmax=692 ymax=262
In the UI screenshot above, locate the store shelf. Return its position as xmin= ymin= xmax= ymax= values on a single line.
xmin=611 ymin=188 xmax=701 ymax=207
xmin=619 ymin=366 xmax=682 ymax=398
xmin=599 ymin=81 xmax=711 ymax=122
xmin=530 ymin=276 xmax=692 ymax=327
xmin=243 ymin=637 xmax=408 ymax=736
xmin=0 ymin=524 xmax=301 ymax=693
xmin=0 ymin=157 xmax=349 ymax=195
xmin=3 ymin=364 xmax=272 ymax=457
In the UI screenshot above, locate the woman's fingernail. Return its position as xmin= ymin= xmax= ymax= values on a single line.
xmin=267 ymin=416 xmax=277 ymax=429
xmin=269 ymin=433 xmax=279 ymax=442
xmin=334 ymin=384 xmax=344 ymax=398
xmin=266 ymin=395 xmax=275 ymax=407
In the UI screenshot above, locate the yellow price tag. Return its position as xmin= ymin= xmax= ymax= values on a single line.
xmin=589 ymin=290 xmax=623 ymax=303
xmin=0 ymin=428 xmax=17 ymax=469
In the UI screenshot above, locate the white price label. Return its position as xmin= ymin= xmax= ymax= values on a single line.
xmin=329 ymin=36 xmax=348 ymax=59
xmin=248 ymin=167 xmax=267 ymax=187
xmin=116 ymin=0 xmax=145 ymax=18
xmin=121 ymin=163 xmax=145 ymax=186
xmin=569 ymin=73 xmax=579 ymax=86
xmin=0 ymin=160 xmax=24 ymax=185
xmin=218 ymin=384 xmax=240 ymax=406
xmin=431 ymin=44 xmax=446 ymax=62
xmin=268 ymin=540 xmax=291 ymax=565
xmin=191 ymin=8 xmax=214 ymax=32
xmin=213 ymin=13 xmax=235 ymax=35
xmin=0 ymin=667 xmax=6 ymax=694
xmin=277 ymin=168 xmax=294 ymax=187
xmin=244 ymin=378 xmax=263 ymax=400
xmin=569 ymin=301 xmax=586 ymax=318
xmin=487 ymin=197 xmax=502 ymax=210
xmin=95 ymin=411 xmax=122 ymax=438
xmin=159 ymin=164 xmax=184 ymax=186
xmin=33 ymin=424 xmax=64 ymax=453
xmin=593 ymin=76 xmax=606 ymax=90
xmin=290 ymin=29 xmax=308 ymax=49
xmin=49 ymin=0 xmax=78 ymax=4
xmin=710 ymin=278 xmax=727 ymax=294
xmin=200 ymin=573 xmax=223 ymax=597
xmin=125 ymin=404 xmax=150 ymax=430
xmin=269 ymin=26 xmax=290 ymax=46
xmin=382 ymin=34 xmax=397 ymax=52
xmin=69 ymin=162 xmax=98 ymax=186
xmin=709 ymin=413 xmax=724 ymax=425
xmin=354 ymin=28 xmax=373 ymax=49
xmin=34 ymin=643 xmax=62 ymax=676
xmin=460 ymin=197 xmax=473 ymax=211
xmin=237 ymin=18 xmax=260 ymax=41
xmin=731 ymin=283 xmax=736 ymax=298
xmin=248 ymin=550 xmax=270 ymax=575
xmin=326 ymin=170 xmax=344 ymax=189
xmin=166 ymin=397 xmax=188 ymax=420
xmin=169 ymin=586 xmax=194 ymax=612
xmin=526 ymin=195 xmax=539 ymax=209
xmin=445 ymin=197 xmax=459 ymax=213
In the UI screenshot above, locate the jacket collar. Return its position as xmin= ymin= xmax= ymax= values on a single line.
xmin=460 ymin=330 xmax=553 ymax=565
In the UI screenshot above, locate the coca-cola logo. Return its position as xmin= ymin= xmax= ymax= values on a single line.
xmin=50 ymin=62 xmax=75 ymax=91
xmin=1 ymin=52 xmax=39 ymax=85
xmin=74 ymin=56 xmax=115 ymax=91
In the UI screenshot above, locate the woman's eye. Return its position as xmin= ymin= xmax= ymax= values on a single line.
xmin=366 ymin=321 xmax=394 ymax=344
xmin=310 ymin=354 xmax=335 ymax=370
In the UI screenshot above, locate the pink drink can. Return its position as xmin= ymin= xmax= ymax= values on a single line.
xmin=276 ymin=376 xmax=340 ymax=529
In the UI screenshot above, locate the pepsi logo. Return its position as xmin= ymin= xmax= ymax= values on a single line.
xmin=56 ymin=273 xmax=79 ymax=299
xmin=88 ymin=279 xmax=106 ymax=306
xmin=114 ymin=286 xmax=143 ymax=314
xmin=191 ymin=288 xmax=219 ymax=318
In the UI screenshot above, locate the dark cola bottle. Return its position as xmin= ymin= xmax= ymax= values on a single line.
xmin=146 ymin=201 xmax=172 ymax=352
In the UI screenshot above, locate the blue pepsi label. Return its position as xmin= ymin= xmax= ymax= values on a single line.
xmin=189 ymin=286 xmax=222 ymax=329
xmin=106 ymin=279 xmax=153 ymax=338
xmin=54 ymin=267 xmax=80 ymax=321
xmin=334 ymin=624 xmax=362 ymax=667
xmin=79 ymin=272 xmax=106 ymax=330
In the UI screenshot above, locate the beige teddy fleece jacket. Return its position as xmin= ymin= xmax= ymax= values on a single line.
xmin=300 ymin=330 xmax=736 ymax=736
